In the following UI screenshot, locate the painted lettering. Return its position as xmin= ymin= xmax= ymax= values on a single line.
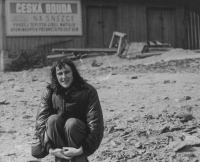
xmin=33 ymin=15 xmax=43 ymax=21
xmin=16 ymin=3 xmax=43 ymax=13
xmin=46 ymin=15 xmax=74 ymax=22
xmin=45 ymin=4 xmax=72 ymax=13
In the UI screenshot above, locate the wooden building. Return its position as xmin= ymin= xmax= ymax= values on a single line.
xmin=0 ymin=0 xmax=199 ymax=56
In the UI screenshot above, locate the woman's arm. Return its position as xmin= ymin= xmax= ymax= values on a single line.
xmin=35 ymin=86 xmax=54 ymax=138
xmin=81 ymin=88 xmax=104 ymax=157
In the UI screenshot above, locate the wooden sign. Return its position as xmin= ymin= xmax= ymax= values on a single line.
xmin=5 ymin=0 xmax=82 ymax=36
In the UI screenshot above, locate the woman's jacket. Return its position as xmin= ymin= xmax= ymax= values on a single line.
xmin=35 ymin=82 xmax=104 ymax=157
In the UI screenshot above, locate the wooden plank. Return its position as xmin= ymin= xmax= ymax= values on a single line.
xmin=47 ymin=53 xmax=71 ymax=59
xmin=47 ymin=50 xmax=119 ymax=60
xmin=138 ymin=49 xmax=200 ymax=58
xmin=52 ymin=48 xmax=117 ymax=53
xmin=137 ymin=51 xmax=164 ymax=58
xmin=148 ymin=47 xmax=174 ymax=51
xmin=109 ymin=33 xmax=115 ymax=48
xmin=147 ymin=41 xmax=171 ymax=47
xmin=113 ymin=31 xmax=127 ymax=38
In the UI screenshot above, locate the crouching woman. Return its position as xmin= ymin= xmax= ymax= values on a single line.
xmin=32 ymin=57 xmax=104 ymax=162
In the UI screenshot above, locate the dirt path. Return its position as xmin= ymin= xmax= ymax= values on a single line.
xmin=1 ymin=49 xmax=200 ymax=162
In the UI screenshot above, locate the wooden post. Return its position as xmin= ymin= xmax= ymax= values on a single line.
xmin=0 ymin=0 xmax=3 ymax=52
xmin=0 ymin=0 xmax=3 ymax=71
xmin=197 ymin=14 xmax=200 ymax=49
xmin=0 ymin=0 xmax=5 ymax=51
xmin=0 ymin=0 xmax=6 ymax=72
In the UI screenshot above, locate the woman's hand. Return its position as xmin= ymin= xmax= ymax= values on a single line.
xmin=49 ymin=148 xmax=72 ymax=160
xmin=62 ymin=146 xmax=83 ymax=157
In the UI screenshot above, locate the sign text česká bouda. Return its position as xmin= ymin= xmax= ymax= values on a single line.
xmin=7 ymin=1 xmax=82 ymax=36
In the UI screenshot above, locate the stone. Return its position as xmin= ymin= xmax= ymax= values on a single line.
xmin=160 ymin=96 xmax=169 ymax=100
xmin=166 ymin=140 xmax=187 ymax=152
xmin=154 ymin=125 xmax=170 ymax=134
xmin=175 ymin=113 xmax=194 ymax=123
xmin=175 ymin=99 xmax=180 ymax=102
xmin=108 ymin=125 xmax=115 ymax=133
xmin=170 ymin=124 xmax=184 ymax=131
xmin=110 ymin=141 xmax=117 ymax=147
xmin=8 ymin=78 xmax=14 ymax=81
xmin=137 ymin=149 xmax=146 ymax=155
xmin=31 ymin=77 xmax=38 ymax=82
xmin=91 ymin=60 xmax=103 ymax=67
xmin=184 ymin=126 xmax=197 ymax=133
xmin=22 ymin=115 xmax=33 ymax=119
xmin=114 ymin=125 xmax=125 ymax=131
xmin=135 ymin=142 xmax=142 ymax=148
xmin=13 ymin=86 xmax=24 ymax=92
xmin=131 ymin=76 xmax=138 ymax=79
xmin=184 ymin=135 xmax=200 ymax=145
xmin=183 ymin=96 xmax=192 ymax=100
xmin=0 ymin=98 xmax=7 ymax=104
xmin=190 ymin=158 xmax=199 ymax=162
xmin=163 ymin=80 xmax=170 ymax=84
xmin=0 ymin=85 xmax=5 ymax=90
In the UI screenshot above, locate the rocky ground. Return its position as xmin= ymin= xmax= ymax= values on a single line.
xmin=1 ymin=49 xmax=200 ymax=162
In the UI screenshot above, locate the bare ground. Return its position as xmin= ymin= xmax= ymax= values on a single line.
xmin=1 ymin=49 xmax=200 ymax=162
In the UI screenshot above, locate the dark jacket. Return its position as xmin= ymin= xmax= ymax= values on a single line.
xmin=35 ymin=83 xmax=104 ymax=157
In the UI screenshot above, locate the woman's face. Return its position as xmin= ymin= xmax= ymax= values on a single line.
xmin=56 ymin=64 xmax=73 ymax=89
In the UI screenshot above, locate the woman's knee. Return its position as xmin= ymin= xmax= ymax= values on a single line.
xmin=46 ymin=114 xmax=63 ymax=127
xmin=65 ymin=118 xmax=87 ymax=133
xmin=65 ymin=118 xmax=78 ymax=131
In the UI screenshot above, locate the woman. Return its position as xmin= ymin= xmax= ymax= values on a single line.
xmin=33 ymin=57 xmax=104 ymax=162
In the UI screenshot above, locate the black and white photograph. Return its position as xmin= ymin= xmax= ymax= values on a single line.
xmin=1 ymin=0 xmax=200 ymax=162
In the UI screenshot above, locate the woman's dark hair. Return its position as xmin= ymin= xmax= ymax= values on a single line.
xmin=49 ymin=57 xmax=86 ymax=92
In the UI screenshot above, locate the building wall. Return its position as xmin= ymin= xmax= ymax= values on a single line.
xmin=185 ymin=8 xmax=200 ymax=49
xmin=1 ymin=0 xmax=186 ymax=54
xmin=116 ymin=0 xmax=185 ymax=47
